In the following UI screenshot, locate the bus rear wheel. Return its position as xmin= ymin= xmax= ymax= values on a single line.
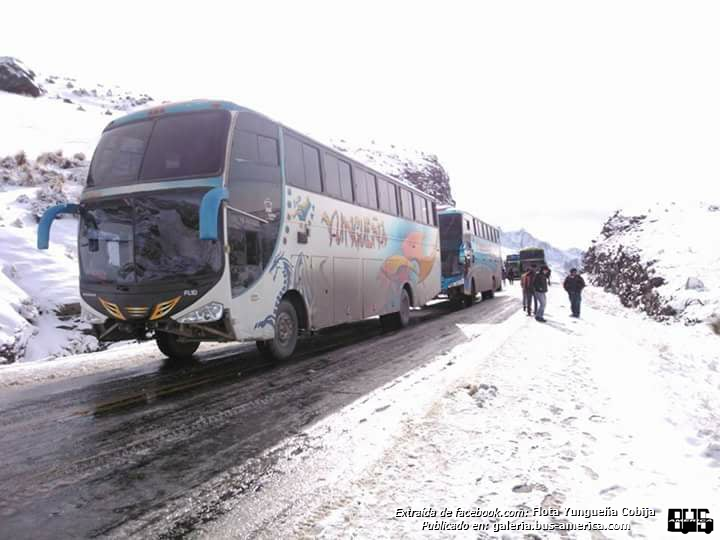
xmin=380 ymin=287 xmax=411 ymax=331
xmin=258 ymin=299 xmax=299 ymax=361
xmin=156 ymin=331 xmax=199 ymax=361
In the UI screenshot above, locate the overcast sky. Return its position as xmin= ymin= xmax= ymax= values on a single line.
xmin=4 ymin=0 xmax=720 ymax=249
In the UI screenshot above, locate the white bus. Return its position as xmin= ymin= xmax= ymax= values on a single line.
xmin=39 ymin=101 xmax=441 ymax=361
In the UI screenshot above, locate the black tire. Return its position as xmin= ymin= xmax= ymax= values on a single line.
xmin=464 ymin=280 xmax=476 ymax=308
xmin=262 ymin=299 xmax=299 ymax=361
xmin=156 ymin=332 xmax=199 ymax=361
xmin=380 ymin=287 xmax=411 ymax=331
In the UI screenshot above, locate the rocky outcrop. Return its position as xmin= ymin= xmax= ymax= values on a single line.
xmin=583 ymin=205 xmax=720 ymax=325
xmin=0 ymin=57 xmax=43 ymax=97
xmin=331 ymin=140 xmax=455 ymax=206
xmin=396 ymin=154 xmax=455 ymax=206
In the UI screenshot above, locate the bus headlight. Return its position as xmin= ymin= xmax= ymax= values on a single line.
xmin=177 ymin=302 xmax=224 ymax=324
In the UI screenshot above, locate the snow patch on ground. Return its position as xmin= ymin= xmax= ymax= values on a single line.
xmin=197 ymin=285 xmax=720 ymax=539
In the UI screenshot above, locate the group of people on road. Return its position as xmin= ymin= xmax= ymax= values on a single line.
xmin=503 ymin=264 xmax=586 ymax=322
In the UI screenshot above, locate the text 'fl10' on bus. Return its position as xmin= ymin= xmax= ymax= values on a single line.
xmin=37 ymin=101 xmax=441 ymax=361
xmin=518 ymin=247 xmax=546 ymax=273
xmin=438 ymin=209 xmax=502 ymax=307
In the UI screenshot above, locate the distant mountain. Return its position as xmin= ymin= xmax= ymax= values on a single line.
xmin=501 ymin=229 xmax=584 ymax=273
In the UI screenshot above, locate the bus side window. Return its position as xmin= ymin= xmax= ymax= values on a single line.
xmin=227 ymin=209 xmax=263 ymax=297
xmin=354 ymin=168 xmax=368 ymax=207
xmin=367 ymin=173 xmax=378 ymax=209
xmin=413 ymin=193 xmax=427 ymax=224
xmin=431 ymin=202 xmax=438 ymax=226
xmin=388 ymin=182 xmax=398 ymax=215
xmin=400 ymin=189 xmax=414 ymax=220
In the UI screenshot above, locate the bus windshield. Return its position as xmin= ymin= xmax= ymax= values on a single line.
xmin=87 ymin=110 xmax=231 ymax=187
xmin=79 ymin=190 xmax=223 ymax=285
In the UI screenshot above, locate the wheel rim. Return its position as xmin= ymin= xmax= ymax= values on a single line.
xmin=401 ymin=291 xmax=410 ymax=322
xmin=276 ymin=312 xmax=295 ymax=346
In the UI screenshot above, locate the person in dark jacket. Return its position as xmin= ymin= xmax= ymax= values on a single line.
xmin=533 ymin=266 xmax=550 ymax=322
xmin=521 ymin=265 xmax=537 ymax=316
xmin=563 ymin=268 xmax=586 ymax=318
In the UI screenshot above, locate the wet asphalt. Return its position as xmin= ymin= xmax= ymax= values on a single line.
xmin=0 ymin=294 xmax=520 ymax=539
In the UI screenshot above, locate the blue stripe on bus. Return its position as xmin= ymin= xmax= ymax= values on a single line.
xmin=37 ymin=203 xmax=79 ymax=249
xmin=199 ymin=187 xmax=229 ymax=240
xmin=107 ymin=100 xmax=247 ymax=129
xmin=81 ymin=177 xmax=223 ymax=201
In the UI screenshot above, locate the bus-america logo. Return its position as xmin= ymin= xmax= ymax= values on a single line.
xmin=668 ymin=509 xmax=713 ymax=534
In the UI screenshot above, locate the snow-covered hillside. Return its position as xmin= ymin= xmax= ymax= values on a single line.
xmin=584 ymin=202 xmax=720 ymax=326
xmin=0 ymin=57 xmax=159 ymax=363
xmin=501 ymin=229 xmax=583 ymax=273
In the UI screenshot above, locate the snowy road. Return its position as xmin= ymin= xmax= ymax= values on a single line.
xmin=0 ymin=295 xmax=517 ymax=539
xmin=1 ymin=286 xmax=718 ymax=540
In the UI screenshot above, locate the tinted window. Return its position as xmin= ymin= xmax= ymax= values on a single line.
xmin=388 ymin=183 xmax=398 ymax=215
xmin=378 ymin=178 xmax=390 ymax=213
xmin=324 ymin=154 xmax=341 ymax=197
xmin=430 ymin=202 xmax=437 ymax=226
xmin=366 ymin=173 xmax=378 ymax=209
xmin=302 ymin=144 xmax=322 ymax=192
xmin=413 ymin=194 xmax=428 ymax=224
xmin=88 ymin=121 xmax=152 ymax=187
xmin=354 ymin=169 xmax=368 ymax=207
xmin=338 ymin=159 xmax=353 ymax=202
xmin=258 ymin=135 xmax=278 ymax=165
xmin=140 ymin=111 xmax=230 ymax=181
xmin=227 ymin=209 xmax=264 ymax=296
xmin=400 ymin=189 xmax=413 ymax=220
xmin=233 ymin=131 xmax=259 ymax=161
xmin=284 ymin=135 xmax=305 ymax=188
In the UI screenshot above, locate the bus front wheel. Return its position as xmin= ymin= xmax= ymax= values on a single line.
xmin=156 ymin=331 xmax=199 ymax=361
xmin=258 ymin=299 xmax=299 ymax=361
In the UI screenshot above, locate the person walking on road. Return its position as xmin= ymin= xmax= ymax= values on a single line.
xmin=521 ymin=265 xmax=537 ymax=316
xmin=533 ymin=266 xmax=550 ymax=322
xmin=563 ymin=268 xmax=586 ymax=318
xmin=508 ymin=267 xmax=515 ymax=285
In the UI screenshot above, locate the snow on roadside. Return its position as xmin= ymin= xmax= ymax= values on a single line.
xmin=0 ymin=153 xmax=95 ymax=363
xmin=197 ymin=285 xmax=719 ymax=540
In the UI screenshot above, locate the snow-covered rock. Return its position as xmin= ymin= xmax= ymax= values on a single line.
xmin=583 ymin=202 xmax=720 ymax=325
xmin=331 ymin=139 xmax=455 ymax=205
xmin=0 ymin=150 xmax=93 ymax=363
xmin=0 ymin=57 xmax=43 ymax=97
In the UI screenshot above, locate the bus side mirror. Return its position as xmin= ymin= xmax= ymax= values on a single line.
xmin=199 ymin=187 xmax=229 ymax=241
xmin=37 ymin=203 xmax=79 ymax=249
